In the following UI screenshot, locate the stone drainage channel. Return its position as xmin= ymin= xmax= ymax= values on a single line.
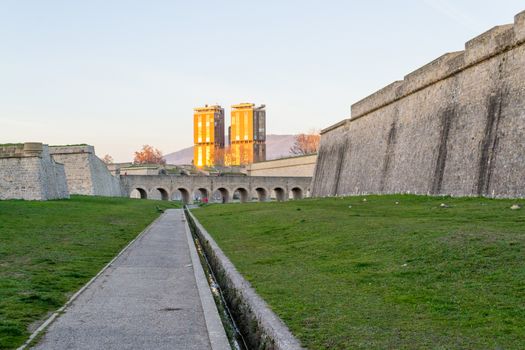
xmin=184 ymin=207 xmax=248 ymax=350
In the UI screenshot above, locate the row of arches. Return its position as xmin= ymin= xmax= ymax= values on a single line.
xmin=130 ymin=186 xmax=306 ymax=204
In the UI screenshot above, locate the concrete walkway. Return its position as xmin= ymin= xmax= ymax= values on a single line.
xmin=32 ymin=209 xmax=230 ymax=350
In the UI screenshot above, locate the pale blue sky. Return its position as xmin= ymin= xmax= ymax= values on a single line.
xmin=1 ymin=1 xmax=523 ymax=161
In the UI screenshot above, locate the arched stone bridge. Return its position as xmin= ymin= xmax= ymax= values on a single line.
xmin=120 ymin=175 xmax=313 ymax=204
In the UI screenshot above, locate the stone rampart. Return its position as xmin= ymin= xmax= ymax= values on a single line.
xmin=0 ymin=143 xmax=69 ymax=200
xmin=246 ymin=154 xmax=317 ymax=177
xmin=49 ymin=145 xmax=121 ymax=196
xmin=312 ymin=11 xmax=525 ymax=198
xmin=89 ymin=152 xmax=122 ymax=196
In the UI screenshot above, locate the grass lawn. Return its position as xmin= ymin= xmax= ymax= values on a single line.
xmin=192 ymin=195 xmax=525 ymax=350
xmin=0 ymin=195 xmax=179 ymax=349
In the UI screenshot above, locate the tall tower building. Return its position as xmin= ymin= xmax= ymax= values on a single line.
xmin=193 ymin=105 xmax=225 ymax=167
xmin=229 ymin=103 xmax=266 ymax=165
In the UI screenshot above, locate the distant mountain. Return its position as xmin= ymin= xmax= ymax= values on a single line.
xmin=163 ymin=134 xmax=296 ymax=165
xmin=164 ymin=146 xmax=193 ymax=165
xmin=265 ymin=134 xmax=296 ymax=160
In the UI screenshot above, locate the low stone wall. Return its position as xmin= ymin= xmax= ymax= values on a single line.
xmin=185 ymin=209 xmax=304 ymax=350
xmin=312 ymin=10 xmax=525 ymax=199
xmin=50 ymin=145 xmax=121 ymax=196
xmin=0 ymin=143 xmax=69 ymax=200
xmin=246 ymin=154 xmax=317 ymax=177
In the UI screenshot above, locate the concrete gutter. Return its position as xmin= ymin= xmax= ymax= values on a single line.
xmin=182 ymin=215 xmax=231 ymax=350
xmin=185 ymin=209 xmax=304 ymax=350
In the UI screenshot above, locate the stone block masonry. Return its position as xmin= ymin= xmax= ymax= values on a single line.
xmin=49 ymin=145 xmax=122 ymax=196
xmin=0 ymin=143 xmax=69 ymax=200
xmin=246 ymin=154 xmax=317 ymax=177
xmin=312 ymin=10 xmax=525 ymax=199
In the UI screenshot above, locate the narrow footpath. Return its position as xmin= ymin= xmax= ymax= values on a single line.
xmin=32 ymin=209 xmax=230 ymax=350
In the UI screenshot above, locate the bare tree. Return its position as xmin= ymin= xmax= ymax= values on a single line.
xmin=214 ymin=145 xmax=253 ymax=166
xmin=102 ymin=154 xmax=114 ymax=164
xmin=223 ymin=146 xmax=234 ymax=166
xmin=239 ymin=146 xmax=251 ymax=165
xmin=290 ymin=130 xmax=321 ymax=155
xmin=214 ymin=147 xmax=226 ymax=167
xmin=133 ymin=145 xmax=166 ymax=165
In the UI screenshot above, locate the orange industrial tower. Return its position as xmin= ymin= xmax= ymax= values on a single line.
xmin=229 ymin=103 xmax=266 ymax=165
xmin=193 ymin=105 xmax=225 ymax=167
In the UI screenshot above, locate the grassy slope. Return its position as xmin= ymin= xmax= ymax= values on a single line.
xmin=193 ymin=195 xmax=525 ymax=350
xmin=0 ymin=196 xmax=179 ymax=349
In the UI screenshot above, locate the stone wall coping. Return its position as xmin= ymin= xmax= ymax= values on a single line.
xmin=0 ymin=142 xmax=44 ymax=158
xmin=350 ymin=10 xmax=525 ymax=120
xmin=121 ymin=166 xmax=161 ymax=170
xmin=320 ymin=118 xmax=350 ymax=135
xmin=23 ymin=142 xmax=43 ymax=151
xmin=49 ymin=145 xmax=94 ymax=154
xmin=121 ymin=174 xmax=312 ymax=181
xmin=0 ymin=155 xmax=41 ymax=159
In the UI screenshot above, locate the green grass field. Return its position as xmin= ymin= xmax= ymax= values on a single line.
xmin=193 ymin=195 xmax=525 ymax=350
xmin=0 ymin=196 xmax=179 ymax=349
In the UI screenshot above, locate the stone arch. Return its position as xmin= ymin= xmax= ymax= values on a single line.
xmin=130 ymin=187 xmax=147 ymax=199
xmin=233 ymin=187 xmax=250 ymax=203
xmin=273 ymin=187 xmax=286 ymax=202
xmin=156 ymin=187 xmax=169 ymax=201
xmin=193 ymin=188 xmax=210 ymax=202
xmin=212 ymin=187 xmax=230 ymax=203
xmin=254 ymin=187 xmax=268 ymax=202
xmin=291 ymin=187 xmax=304 ymax=200
xmin=171 ymin=187 xmax=192 ymax=204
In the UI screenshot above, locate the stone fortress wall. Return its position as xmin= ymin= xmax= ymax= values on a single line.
xmin=312 ymin=10 xmax=525 ymax=198
xmin=49 ymin=145 xmax=122 ymax=196
xmin=245 ymin=154 xmax=317 ymax=177
xmin=1 ymin=142 xmax=309 ymax=202
xmin=0 ymin=143 xmax=69 ymax=200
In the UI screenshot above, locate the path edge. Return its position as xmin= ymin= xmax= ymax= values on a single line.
xmin=17 ymin=212 xmax=166 ymax=350
xmin=181 ymin=210 xmax=231 ymax=350
xmin=185 ymin=208 xmax=305 ymax=350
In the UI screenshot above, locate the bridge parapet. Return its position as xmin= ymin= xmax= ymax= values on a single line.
xmin=119 ymin=175 xmax=312 ymax=204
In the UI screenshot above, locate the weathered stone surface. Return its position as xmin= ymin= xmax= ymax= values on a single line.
xmin=121 ymin=175 xmax=312 ymax=202
xmin=49 ymin=145 xmax=121 ymax=196
xmin=312 ymin=11 xmax=525 ymax=198
xmin=0 ymin=143 xmax=69 ymax=200
xmin=2 ymin=142 xmax=310 ymax=202
xmin=245 ymin=154 xmax=317 ymax=177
